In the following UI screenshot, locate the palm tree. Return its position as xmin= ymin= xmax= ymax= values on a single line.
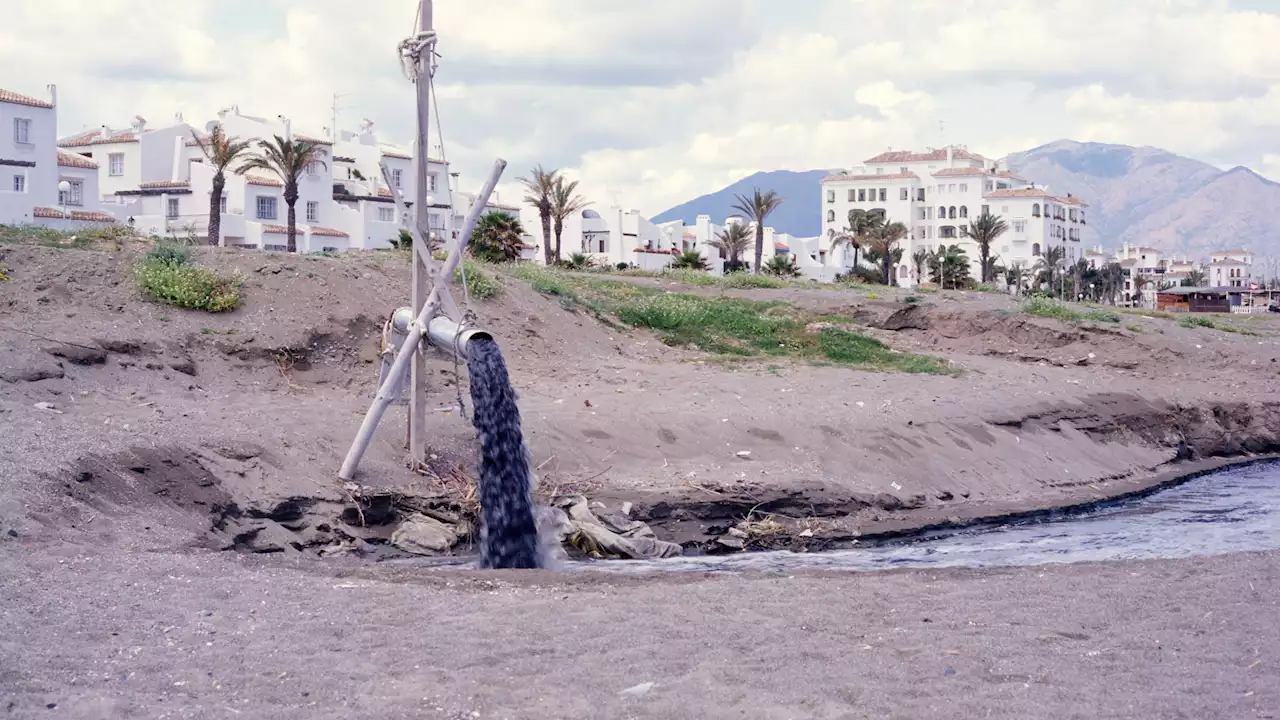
xmin=1007 ymin=263 xmax=1025 ymax=296
xmin=962 ymin=211 xmax=1008 ymax=283
xmin=1034 ymin=246 xmax=1067 ymax=296
xmin=239 ymin=135 xmax=324 ymax=253
xmin=731 ymin=188 xmax=783 ymax=273
xmin=671 ymin=249 xmax=709 ymax=271
xmin=929 ymin=244 xmax=971 ymax=289
xmin=1130 ymin=271 xmax=1149 ymax=307
xmin=519 ymin=165 xmax=559 ymax=265
xmin=833 ymin=209 xmax=884 ymax=272
xmin=911 ymin=248 xmax=930 ymax=285
xmin=470 ymin=210 xmax=526 ymax=263
xmin=550 ymin=176 xmax=589 ymax=265
xmin=870 ymin=221 xmax=908 ymax=286
xmin=763 ymin=254 xmax=801 ymax=277
xmin=192 ymin=126 xmax=251 ymax=246
xmin=710 ymin=222 xmax=753 ymax=272
xmin=1185 ymin=267 xmax=1208 ymax=287
xmin=1097 ymin=262 xmax=1124 ymax=304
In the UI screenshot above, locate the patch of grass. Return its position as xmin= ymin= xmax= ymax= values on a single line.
xmin=504 ymin=263 xmax=574 ymax=296
xmin=719 ymin=273 xmax=787 ymax=289
xmin=134 ymin=259 xmax=242 ymax=312
xmin=975 ymin=284 xmax=1002 ymax=293
xmin=1022 ymin=297 xmax=1120 ymax=324
xmin=865 ymin=293 xmax=879 ymax=300
xmin=1126 ymin=323 xmax=1144 ymax=333
xmin=904 ymin=296 xmax=921 ymax=304
xmin=1178 ymin=315 xmax=1261 ymax=335
xmin=145 ymin=242 xmax=192 ymax=267
xmin=454 ymin=260 xmax=501 ymax=300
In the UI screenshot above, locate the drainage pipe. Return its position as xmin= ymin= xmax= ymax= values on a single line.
xmin=425 ymin=315 xmax=493 ymax=358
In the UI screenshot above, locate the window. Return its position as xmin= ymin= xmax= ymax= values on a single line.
xmin=948 ymin=184 xmax=956 ymax=193
xmin=959 ymin=206 xmax=968 ymax=219
xmin=981 ymin=205 xmax=989 ymax=216
xmin=1032 ymin=203 xmax=1041 ymax=217
xmin=1002 ymin=206 xmax=1009 ymax=214
xmin=937 ymin=206 xmax=945 ymax=219
xmin=166 ymin=197 xmax=179 ymax=219
xmin=827 ymin=209 xmax=836 ymax=223
xmin=876 ymin=167 xmax=884 ymax=174
xmin=219 ymin=196 xmax=227 ymax=214
xmin=322 ymin=246 xmax=338 ymax=253
xmin=13 ymin=118 xmax=31 ymax=144
xmin=109 ymin=153 xmax=124 ymax=177
xmin=1013 ymin=220 xmax=1026 ymax=233
xmin=878 ymin=188 xmax=887 ymax=202
xmin=948 ymin=206 xmax=957 ymax=219
xmin=392 ymin=169 xmax=403 ymax=188
xmin=264 ymin=244 xmax=288 ymax=252
xmin=428 ymin=173 xmax=437 ymax=192
xmin=306 ymin=201 xmax=318 ymax=223
xmin=940 ymin=226 xmax=957 ymax=239
xmin=919 ymin=208 xmax=928 ymax=220
xmin=59 ymin=181 xmax=83 ymax=206
xmin=1033 ymin=243 xmax=1041 ymax=256
xmin=826 ymin=190 xmax=835 ymax=203
xmin=306 ymin=161 xmax=322 ymax=176
xmin=858 ymin=189 xmax=866 ymax=202
xmin=986 ymin=181 xmax=993 ymax=192
xmin=959 ymin=183 xmax=968 ymax=193
xmin=378 ymin=207 xmax=395 ymax=222
xmin=12 ymin=175 xmax=24 ymax=193
xmin=847 ymin=189 xmax=855 ymax=202
xmin=917 ymin=189 xmax=925 ymax=202
xmin=900 ymin=167 xmax=909 ymax=173
xmin=256 ymin=196 xmax=277 ymax=220
xmin=900 ymin=188 xmax=909 ymax=201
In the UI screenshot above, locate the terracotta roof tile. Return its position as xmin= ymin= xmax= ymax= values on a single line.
xmin=57 ymin=150 xmax=98 ymax=169
xmin=997 ymin=170 xmax=1027 ymax=182
xmin=32 ymin=207 xmax=117 ymax=222
xmin=381 ymin=150 xmax=411 ymax=160
xmin=774 ymin=242 xmax=790 ymax=251
xmin=309 ymin=226 xmax=349 ymax=238
xmin=1055 ymin=195 xmax=1089 ymax=207
xmin=863 ymin=146 xmax=985 ymax=164
xmin=820 ymin=172 xmax=919 ymax=183
xmin=487 ymin=202 xmax=520 ymax=212
xmin=932 ymin=168 xmax=987 ymax=177
xmin=139 ymin=180 xmax=189 ymax=189
xmin=0 ymin=88 xmax=54 ymax=109
xmin=294 ymin=134 xmax=333 ymax=146
xmin=59 ymin=130 xmax=139 ymax=148
xmin=1213 ymin=249 xmax=1250 ymax=255
xmin=984 ymin=187 xmax=1055 ymax=199
xmin=262 ymin=225 xmax=289 ymax=234
xmin=245 ymin=175 xmax=283 ymax=187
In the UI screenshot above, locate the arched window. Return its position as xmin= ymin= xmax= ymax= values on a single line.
xmin=937 ymin=206 xmax=945 ymax=219
xmin=1032 ymin=203 xmax=1041 ymax=217
xmin=1033 ymin=243 xmax=1041 ymax=256
xmin=900 ymin=264 xmax=909 ymax=280
xmin=959 ymin=206 xmax=968 ymax=218
xmin=948 ymin=206 xmax=957 ymax=219
xmin=827 ymin=209 xmax=835 ymax=223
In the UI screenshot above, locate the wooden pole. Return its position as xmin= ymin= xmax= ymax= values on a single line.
xmin=339 ymin=159 xmax=506 ymax=481
xmin=410 ymin=0 xmax=435 ymax=467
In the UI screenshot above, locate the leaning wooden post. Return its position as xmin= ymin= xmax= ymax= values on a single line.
xmin=338 ymin=159 xmax=506 ymax=481
xmin=409 ymin=0 xmax=436 ymax=468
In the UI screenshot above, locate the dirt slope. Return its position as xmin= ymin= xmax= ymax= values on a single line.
xmin=3 ymin=243 xmax=1280 ymax=556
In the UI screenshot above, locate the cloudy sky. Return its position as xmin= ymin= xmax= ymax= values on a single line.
xmin=3 ymin=0 xmax=1277 ymax=215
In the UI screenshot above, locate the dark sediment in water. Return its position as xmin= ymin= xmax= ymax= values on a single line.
xmin=467 ymin=337 xmax=541 ymax=569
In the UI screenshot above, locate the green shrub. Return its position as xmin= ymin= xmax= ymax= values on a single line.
xmin=144 ymin=242 xmax=191 ymax=267
xmin=134 ymin=259 xmax=241 ymax=312
xmin=453 ymin=260 xmax=501 ymax=300
xmin=1180 ymin=316 xmax=1216 ymax=329
xmin=720 ymin=273 xmax=786 ymax=289
xmin=1022 ymin=297 xmax=1120 ymax=324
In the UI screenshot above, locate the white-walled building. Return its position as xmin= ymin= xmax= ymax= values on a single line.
xmin=2 ymin=85 xmax=114 ymax=229
xmin=1210 ymin=250 xmax=1253 ymax=288
xmin=819 ymin=145 xmax=1086 ymax=286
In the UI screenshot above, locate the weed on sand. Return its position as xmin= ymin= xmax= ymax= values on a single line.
xmin=1022 ymin=297 xmax=1120 ymax=324
xmin=497 ymin=265 xmax=950 ymax=374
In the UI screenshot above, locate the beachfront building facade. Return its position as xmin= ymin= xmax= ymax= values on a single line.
xmin=1210 ymin=250 xmax=1253 ymax=289
xmin=2 ymin=85 xmax=115 ymax=229
xmin=820 ymin=145 xmax=1087 ymax=286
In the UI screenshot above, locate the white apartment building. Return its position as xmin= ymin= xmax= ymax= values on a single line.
xmin=820 ymin=145 xmax=1086 ymax=286
xmin=2 ymin=86 xmax=114 ymax=228
xmin=1210 ymin=250 xmax=1253 ymax=288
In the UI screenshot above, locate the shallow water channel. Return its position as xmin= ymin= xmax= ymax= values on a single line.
xmin=572 ymin=461 xmax=1280 ymax=574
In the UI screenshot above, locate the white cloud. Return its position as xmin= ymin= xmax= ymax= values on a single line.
xmin=0 ymin=0 xmax=1275 ymax=215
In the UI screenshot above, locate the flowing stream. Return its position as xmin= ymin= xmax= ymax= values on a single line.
xmin=572 ymin=461 xmax=1280 ymax=574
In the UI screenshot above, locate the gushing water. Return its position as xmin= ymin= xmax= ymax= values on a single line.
xmin=467 ymin=338 xmax=541 ymax=569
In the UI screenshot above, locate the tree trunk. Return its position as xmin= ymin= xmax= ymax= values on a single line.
xmin=753 ymin=226 xmax=764 ymax=274
xmin=979 ymin=244 xmax=990 ymax=283
xmin=209 ymin=173 xmax=224 ymax=246
xmin=553 ymin=217 xmax=564 ymax=263
xmin=882 ymin=248 xmax=893 ymax=286
xmin=285 ymin=182 xmax=298 ymax=253
xmin=540 ymin=209 xmax=553 ymax=265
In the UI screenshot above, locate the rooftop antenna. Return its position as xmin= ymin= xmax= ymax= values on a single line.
xmin=938 ymin=119 xmax=948 ymax=147
xmin=330 ymin=92 xmax=351 ymax=143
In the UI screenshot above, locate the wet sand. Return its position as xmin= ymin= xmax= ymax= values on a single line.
xmin=2 ymin=544 xmax=1277 ymax=719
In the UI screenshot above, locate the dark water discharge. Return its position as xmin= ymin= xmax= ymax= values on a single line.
xmin=575 ymin=460 xmax=1280 ymax=574
xmin=467 ymin=338 xmax=541 ymax=569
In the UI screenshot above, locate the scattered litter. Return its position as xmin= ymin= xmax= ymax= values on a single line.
xmin=584 ymin=399 xmax=593 ymax=408
xmin=735 ymin=451 xmax=752 ymax=459
xmin=799 ymin=529 xmax=814 ymax=538
xmin=621 ymin=501 xmax=633 ymax=517
xmin=1248 ymin=660 xmax=1262 ymax=669
xmin=890 ymin=482 xmax=902 ymax=491
xmin=943 ymin=668 xmax=955 ymax=676
xmin=856 ymin=401 xmax=865 ymax=408
xmin=137 ymin=401 xmax=155 ymax=408
xmin=33 ymin=402 xmax=62 ymax=414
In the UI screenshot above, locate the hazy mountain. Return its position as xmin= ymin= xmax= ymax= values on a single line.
xmin=650 ymin=170 xmax=831 ymax=237
xmin=653 ymin=141 xmax=1280 ymax=259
